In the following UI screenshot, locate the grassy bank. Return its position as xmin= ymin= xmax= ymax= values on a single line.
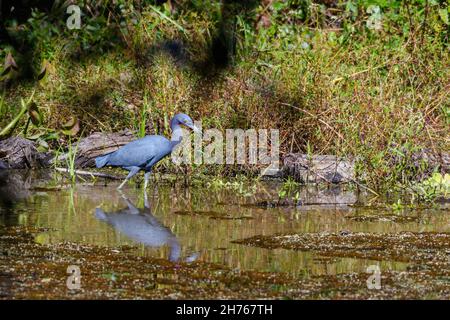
xmin=0 ymin=0 xmax=449 ymax=191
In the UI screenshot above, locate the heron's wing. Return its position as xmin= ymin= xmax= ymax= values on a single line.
xmin=106 ymin=136 xmax=171 ymax=168
xmin=144 ymin=147 xmax=172 ymax=171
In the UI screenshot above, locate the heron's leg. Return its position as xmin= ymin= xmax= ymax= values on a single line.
xmin=117 ymin=167 xmax=141 ymax=190
xmin=117 ymin=179 xmax=128 ymax=190
xmin=144 ymin=171 xmax=152 ymax=190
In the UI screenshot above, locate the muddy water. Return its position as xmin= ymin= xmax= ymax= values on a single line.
xmin=0 ymin=170 xmax=449 ymax=279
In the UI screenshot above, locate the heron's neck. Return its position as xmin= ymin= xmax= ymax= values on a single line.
xmin=170 ymin=125 xmax=184 ymax=144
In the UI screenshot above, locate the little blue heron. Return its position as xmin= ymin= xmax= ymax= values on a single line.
xmin=95 ymin=113 xmax=198 ymax=189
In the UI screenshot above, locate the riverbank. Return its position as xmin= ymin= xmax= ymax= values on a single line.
xmin=1 ymin=135 xmax=449 ymax=205
xmin=1 ymin=1 xmax=449 ymax=192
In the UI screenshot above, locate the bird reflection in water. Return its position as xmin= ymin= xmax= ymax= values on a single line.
xmin=95 ymin=193 xmax=198 ymax=263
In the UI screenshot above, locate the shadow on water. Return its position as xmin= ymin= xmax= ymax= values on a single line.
xmin=95 ymin=192 xmax=198 ymax=263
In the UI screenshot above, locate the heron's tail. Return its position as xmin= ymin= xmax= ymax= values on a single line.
xmin=95 ymin=208 xmax=108 ymax=221
xmin=95 ymin=154 xmax=110 ymax=168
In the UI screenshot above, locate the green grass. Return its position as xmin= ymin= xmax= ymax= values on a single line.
xmin=0 ymin=1 xmax=448 ymax=194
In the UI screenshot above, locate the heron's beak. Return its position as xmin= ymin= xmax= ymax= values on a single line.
xmin=184 ymin=123 xmax=200 ymax=133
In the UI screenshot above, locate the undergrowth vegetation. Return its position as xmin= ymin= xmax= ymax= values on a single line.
xmin=0 ymin=0 xmax=449 ymax=192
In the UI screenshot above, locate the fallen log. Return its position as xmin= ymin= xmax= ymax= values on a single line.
xmin=282 ymin=154 xmax=356 ymax=184
xmin=0 ymin=137 xmax=51 ymax=169
xmin=57 ymin=130 xmax=135 ymax=168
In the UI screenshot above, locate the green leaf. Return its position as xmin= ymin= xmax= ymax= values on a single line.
xmin=438 ymin=8 xmax=449 ymax=25
xmin=44 ymin=131 xmax=60 ymax=141
xmin=37 ymin=60 xmax=48 ymax=81
xmin=61 ymin=117 xmax=80 ymax=136
xmin=272 ymin=1 xmax=285 ymax=12
xmin=0 ymin=97 xmax=28 ymax=139
xmin=27 ymin=102 xmax=43 ymax=126
xmin=346 ymin=1 xmax=358 ymax=17
xmin=27 ymin=131 xmax=47 ymax=140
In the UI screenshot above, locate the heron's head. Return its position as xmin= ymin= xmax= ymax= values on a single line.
xmin=171 ymin=113 xmax=199 ymax=132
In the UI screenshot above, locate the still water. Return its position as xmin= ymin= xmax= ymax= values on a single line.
xmin=1 ymin=170 xmax=449 ymax=278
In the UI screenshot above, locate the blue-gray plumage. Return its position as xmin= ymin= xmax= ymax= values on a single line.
xmin=95 ymin=113 xmax=198 ymax=189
